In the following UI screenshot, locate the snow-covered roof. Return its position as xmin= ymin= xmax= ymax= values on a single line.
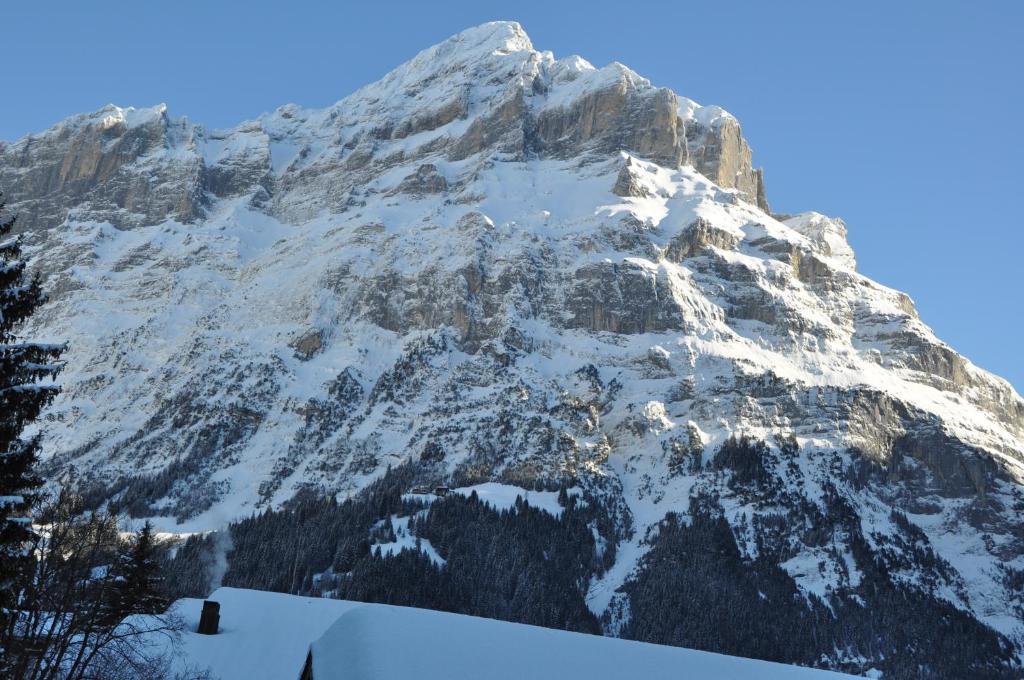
xmin=161 ymin=588 xmax=359 ymax=680
xmin=156 ymin=587 xmax=854 ymax=680
xmin=311 ymin=603 xmax=856 ymax=680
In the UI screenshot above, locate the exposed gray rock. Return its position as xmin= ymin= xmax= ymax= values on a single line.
xmin=291 ymin=329 xmax=325 ymax=360
xmin=612 ymin=158 xmax=652 ymax=198
xmin=449 ymin=90 xmax=528 ymax=161
xmin=533 ymin=81 xmax=685 ymax=168
xmin=687 ymin=117 xmax=769 ymax=211
xmin=392 ymin=94 xmax=468 ymax=139
xmin=664 ymin=217 xmax=740 ymax=260
xmin=565 ymin=260 xmax=682 ymax=334
xmin=0 ymin=105 xmax=205 ymax=232
xmin=391 ymin=164 xmax=448 ymax=195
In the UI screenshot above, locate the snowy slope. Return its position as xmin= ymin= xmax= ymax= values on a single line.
xmin=2 ymin=20 xmax=1023 ymax=665
xmin=150 ymin=587 xmax=856 ymax=680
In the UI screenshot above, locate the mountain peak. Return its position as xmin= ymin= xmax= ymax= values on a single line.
xmin=329 ymin=21 xmax=539 ymax=125
xmin=441 ymin=20 xmax=534 ymax=55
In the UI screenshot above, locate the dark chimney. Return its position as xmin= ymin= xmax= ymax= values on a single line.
xmin=197 ymin=600 xmax=220 ymax=635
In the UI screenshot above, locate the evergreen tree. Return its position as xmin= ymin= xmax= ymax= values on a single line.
xmin=0 ymin=193 xmax=63 ymax=651
xmin=110 ymin=521 xmax=169 ymax=619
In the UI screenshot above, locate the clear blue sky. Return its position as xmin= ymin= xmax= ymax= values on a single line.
xmin=4 ymin=1 xmax=1022 ymax=391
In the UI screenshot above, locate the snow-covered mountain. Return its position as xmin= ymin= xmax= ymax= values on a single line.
xmin=2 ymin=21 xmax=1023 ymax=676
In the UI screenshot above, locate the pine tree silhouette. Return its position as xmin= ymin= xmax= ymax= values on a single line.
xmin=0 ymin=193 xmax=63 ymax=657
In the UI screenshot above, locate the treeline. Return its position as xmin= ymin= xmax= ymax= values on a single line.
xmin=357 ymin=490 xmax=601 ymax=632
xmin=164 ymin=462 xmax=606 ymax=634
xmin=621 ymin=493 xmax=831 ymax=665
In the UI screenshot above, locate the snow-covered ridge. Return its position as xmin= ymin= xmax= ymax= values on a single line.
xmin=23 ymin=102 xmax=171 ymax=137
xmin=3 ymin=21 xmax=762 ymax=231
xmin=678 ymin=97 xmax=735 ymax=128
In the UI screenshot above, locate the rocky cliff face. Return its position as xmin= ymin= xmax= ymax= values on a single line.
xmin=2 ymin=21 xmax=1022 ymax=671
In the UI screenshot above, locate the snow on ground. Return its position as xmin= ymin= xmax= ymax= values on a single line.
xmin=453 ymin=482 xmax=579 ymax=517
xmin=149 ymin=587 xmax=856 ymax=680
xmin=371 ymin=514 xmax=445 ymax=566
xmin=405 ymin=482 xmax=581 ymax=517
